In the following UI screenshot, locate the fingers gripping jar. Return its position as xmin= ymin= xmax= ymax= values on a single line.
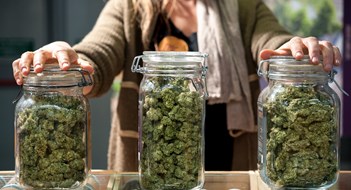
xmin=14 ymin=64 xmax=93 ymax=189
xmin=132 ymin=51 xmax=208 ymax=190
xmin=257 ymin=56 xmax=341 ymax=189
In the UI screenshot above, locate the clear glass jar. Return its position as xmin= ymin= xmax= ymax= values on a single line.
xmin=132 ymin=51 xmax=208 ymax=190
xmin=257 ymin=56 xmax=340 ymax=189
xmin=14 ymin=64 xmax=92 ymax=189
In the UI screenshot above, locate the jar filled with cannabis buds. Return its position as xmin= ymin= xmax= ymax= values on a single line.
xmin=257 ymin=56 xmax=341 ymax=189
xmin=132 ymin=51 xmax=208 ymax=190
xmin=14 ymin=64 xmax=93 ymax=189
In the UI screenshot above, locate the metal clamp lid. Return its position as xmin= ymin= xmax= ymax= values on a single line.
xmin=131 ymin=53 xmax=209 ymax=98
xmin=131 ymin=53 xmax=208 ymax=75
xmin=258 ymin=58 xmax=349 ymax=96
xmin=12 ymin=69 xmax=93 ymax=104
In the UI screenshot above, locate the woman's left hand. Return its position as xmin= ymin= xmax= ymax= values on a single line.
xmin=259 ymin=36 xmax=342 ymax=72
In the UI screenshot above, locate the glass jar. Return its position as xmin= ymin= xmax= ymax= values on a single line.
xmin=132 ymin=51 xmax=208 ymax=190
xmin=14 ymin=64 xmax=93 ymax=189
xmin=257 ymin=56 xmax=340 ymax=189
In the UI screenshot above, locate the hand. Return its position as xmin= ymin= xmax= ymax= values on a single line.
xmin=259 ymin=36 xmax=342 ymax=72
xmin=12 ymin=41 xmax=94 ymax=85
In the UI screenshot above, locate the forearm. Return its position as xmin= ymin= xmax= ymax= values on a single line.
xmin=73 ymin=0 xmax=127 ymax=97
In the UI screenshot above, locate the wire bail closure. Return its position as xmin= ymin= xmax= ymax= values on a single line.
xmin=328 ymin=69 xmax=349 ymax=96
xmin=74 ymin=69 xmax=93 ymax=87
xmin=131 ymin=55 xmax=144 ymax=73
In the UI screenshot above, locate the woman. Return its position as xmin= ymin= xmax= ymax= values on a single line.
xmin=12 ymin=0 xmax=341 ymax=172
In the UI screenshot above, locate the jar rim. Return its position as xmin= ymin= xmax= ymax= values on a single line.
xmin=35 ymin=63 xmax=81 ymax=71
xmin=142 ymin=51 xmax=208 ymax=58
xmin=267 ymin=55 xmax=321 ymax=61
xmin=141 ymin=51 xmax=208 ymax=64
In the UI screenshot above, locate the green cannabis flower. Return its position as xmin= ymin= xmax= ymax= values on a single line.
xmin=264 ymin=84 xmax=338 ymax=187
xmin=16 ymin=94 xmax=87 ymax=188
xmin=140 ymin=76 xmax=204 ymax=190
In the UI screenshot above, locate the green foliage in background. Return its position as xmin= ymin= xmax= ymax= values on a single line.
xmin=112 ymin=79 xmax=121 ymax=94
xmin=271 ymin=0 xmax=341 ymax=37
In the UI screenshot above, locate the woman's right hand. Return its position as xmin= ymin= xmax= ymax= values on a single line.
xmin=12 ymin=41 xmax=94 ymax=85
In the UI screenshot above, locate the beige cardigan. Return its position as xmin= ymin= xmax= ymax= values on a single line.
xmin=73 ymin=0 xmax=293 ymax=171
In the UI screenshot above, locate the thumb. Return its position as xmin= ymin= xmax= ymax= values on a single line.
xmin=259 ymin=49 xmax=292 ymax=60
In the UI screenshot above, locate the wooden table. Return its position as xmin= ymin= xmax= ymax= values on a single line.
xmin=1 ymin=170 xmax=350 ymax=189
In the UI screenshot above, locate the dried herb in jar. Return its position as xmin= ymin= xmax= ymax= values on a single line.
xmin=264 ymin=84 xmax=337 ymax=187
xmin=140 ymin=76 xmax=203 ymax=190
xmin=17 ymin=94 xmax=86 ymax=188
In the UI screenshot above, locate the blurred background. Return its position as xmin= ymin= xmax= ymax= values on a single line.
xmin=0 ymin=0 xmax=350 ymax=170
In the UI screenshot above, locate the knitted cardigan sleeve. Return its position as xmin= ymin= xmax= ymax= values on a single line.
xmin=238 ymin=0 xmax=294 ymax=64
xmin=73 ymin=0 xmax=127 ymax=98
